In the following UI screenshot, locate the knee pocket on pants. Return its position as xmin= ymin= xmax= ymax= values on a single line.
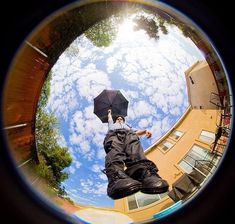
xmin=127 ymin=133 xmax=140 ymax=143
xmin=104 ymin=141 xmax=113 ymax=153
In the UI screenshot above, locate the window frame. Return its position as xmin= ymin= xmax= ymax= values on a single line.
xmin=198 ymin=130 xmax=215 ymax=144
xmin=170 ymin=130 xmax=184 ymax=141
xmin=159 ymin=140 xmax=174 ymax=152
xmin=178 ymin=144 xmax=220 ymax=176
xmin=189 ymin=75 xmax=195 ymax=84
xmin=127 ymin=191 xmax=168 ymax=211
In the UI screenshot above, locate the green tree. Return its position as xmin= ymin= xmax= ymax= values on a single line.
xmin=36 ymin=108 xmax=72 ymax=190
xmin=158 ymin=17 xmax=168 ymax=35
xmin=64 ymin=40 xmax=80 ymax=61
xmin=36 ymin=108 xmax=58 ymax=148
xmin=38 ymin=71 xmax=52 ymax=108
xmin=84 ymin=16 xmax=120 ymax=47
xmin=58 ymin=186 xmax=67 ymax=197
xmin=35 ymin=71 xmax=72 ymax=195
xmin=42 ymin=145 xmax=72 ymax=188
xmin=133 ymin=15 xmax=159 ymax=40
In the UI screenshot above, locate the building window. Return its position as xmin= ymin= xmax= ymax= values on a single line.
xmin=178 ymin=144 xmax=219 ymax=175
xmin=170 ymin=130 xmax=184 ymax=140
xmin=127 ymin=191 xmax=168 ymax=210
xmin=160 ymin=140 xmax=173 ymax=151
xmin=189 ymin=76 xmax=194 ymax=84
xmin=127 ymin=194 xmax=138 ymax=210
xmin=199 ymin=130 xmax=215 ymax=144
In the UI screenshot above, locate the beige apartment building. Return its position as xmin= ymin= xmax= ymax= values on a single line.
xmin=113 ymin=59 xmax=230 ymax=222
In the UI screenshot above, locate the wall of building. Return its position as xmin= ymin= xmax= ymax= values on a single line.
xmin=3 ymin=43 xmax=50 ymax=166
xmin=185 ymin=60 xmax=219 ymax=109
xmin=114 ymin=107 xmax=220 ymax=222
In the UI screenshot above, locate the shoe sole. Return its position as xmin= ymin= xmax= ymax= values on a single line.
xmin=109 ymin=183 xmax=142 ymax=200
xmin=141 ymin=186 xmax=169 ymax=194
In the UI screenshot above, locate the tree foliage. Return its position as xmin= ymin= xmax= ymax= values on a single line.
xmin=36 ymin=71 xmax=72 ymax=193
xmin=84 ymin=16 xmax=121 ymax=47
xmin=64 ymin=41 xmax=80 ymax=61
xmin=132 ymin=11 xmax=195 ymax=40
xmin=134 ymin=15 xmax=160 ymax=39
xmin=158 ymin=17 xmax=168 ymax=35
xmin=36 ymin=108 xmax=72 ymax=190
xmin=38 ymin=71 xmax=52 ymax=108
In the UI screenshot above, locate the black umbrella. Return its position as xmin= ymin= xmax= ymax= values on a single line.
xmin=93 ymin=89 xmax=129 ymax=123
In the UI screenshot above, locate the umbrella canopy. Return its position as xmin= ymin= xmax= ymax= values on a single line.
xmin=93 ymin=89 xmax=129 ymax=123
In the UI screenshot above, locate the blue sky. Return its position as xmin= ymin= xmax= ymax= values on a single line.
xmin=45 ymin=13 xmax=204 ymax=208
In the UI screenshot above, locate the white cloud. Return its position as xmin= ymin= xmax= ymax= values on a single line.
xmin=94 ymin=182 xmax=107 ymax=195
xmin=68 ymin=166 xmax=76 ymax=174
xmin=149 ymin=120 xmax=164 ymax=142
xmin=161 ymin=116 xmax=172 ymax=133
xmin=120 ymin=89 xmax=139 ymax=101
xmin=169 ymin=106 xmax=181 ymax=116
xmin=98 ymin=172 xmax=107 ymax=181
xmin=74 ymin=161 xmax=82 ymax=169
xmin=70 ymin=132 xmax=82 ymax=145
xmin=96 ymin=148 xmax=106 ymax=160
xmin=129 ymin=100 xmax=156 ymax=120
xmin=80 ymin=178 xmax=107 ymax=196
xmin=57 ymin=134 xmax=67 ymax=147
xmin=66 ymin=187 xmax=96 ymax=204
xmin=138 ymin=117 xmax=152 ymax=129
xmin=106 ymin=56 xmax=118 ymax=73
xmin=69 ymin=107 xmax=108 ymax=161
xmin=47 ymin=48 xmax=112 ymax=120
xmin=75 ymin=64 xmax=111 ymax=103
xmin=79 ymin=140 xmax=93 ymax=161
xmin=91 ymin=164 xmax=104 ymax=174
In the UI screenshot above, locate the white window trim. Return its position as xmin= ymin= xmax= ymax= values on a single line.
xmin=178 ymin=144 xmax=220 ymax=177
xmin=170 ymin=130 xmax=184 ymax=141
xmin=199 ymin=130 xmax=215 ymax=143
xmin=127 ymin=192 xmax=167 ymax=210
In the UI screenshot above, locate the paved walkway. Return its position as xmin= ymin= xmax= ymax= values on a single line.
xmin=73 ymin=207 xmax=133 ymax=224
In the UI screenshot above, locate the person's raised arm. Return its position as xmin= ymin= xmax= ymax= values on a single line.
xmin=135 ymin=129 xmax=152 ymax=139
xmin=108 ymin=109 xmax=113 ymax=123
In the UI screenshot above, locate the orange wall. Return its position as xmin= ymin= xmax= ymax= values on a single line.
xmin=185 ymin=60 xmax=219 ymax=109
xmin=114 ymin=107 xmax=219 ymax=222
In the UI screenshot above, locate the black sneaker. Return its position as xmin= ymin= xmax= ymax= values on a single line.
xmin=139 ymin=168 xmax=169 ymax=194
xmin=103 ymin=169 xmax=142 ymax=200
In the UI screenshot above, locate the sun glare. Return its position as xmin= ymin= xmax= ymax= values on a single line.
xmin=117 ymin=18 xmax=136 ymax=40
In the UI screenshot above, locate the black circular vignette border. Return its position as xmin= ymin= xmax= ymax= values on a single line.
xmin=0 ymin=1 xmax=234 ymax=223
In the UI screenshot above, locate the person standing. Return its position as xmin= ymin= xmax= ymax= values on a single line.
xmin=102 ymin=109 xmax=169 ymax=199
